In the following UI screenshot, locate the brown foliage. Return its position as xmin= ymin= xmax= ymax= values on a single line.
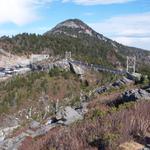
xmin=20 ymin=101 xmax=150 ymax=150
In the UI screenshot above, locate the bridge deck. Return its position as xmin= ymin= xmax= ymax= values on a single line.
xmin=69 ymin=60 xmax=127 ymax=75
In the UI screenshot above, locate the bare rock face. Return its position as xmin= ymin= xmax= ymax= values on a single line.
xmin=44 ymin=19 xmax=96 ymax=38
xmin=56 ymin=106 xmax=83 ymax=125
xmin=69 ymin=63 xmax=85 ymax=75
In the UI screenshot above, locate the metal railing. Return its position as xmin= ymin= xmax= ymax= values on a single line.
xmin=69 ymin=60 xmax=127 ymax=75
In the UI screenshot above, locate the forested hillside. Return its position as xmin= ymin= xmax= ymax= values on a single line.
xmin=0 ymin=19 xmax=150 ymax=70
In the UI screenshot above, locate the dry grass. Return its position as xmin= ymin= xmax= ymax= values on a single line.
xmin=19 ymin=100 xmax=150 ymax=150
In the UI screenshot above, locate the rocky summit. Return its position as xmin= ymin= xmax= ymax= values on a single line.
xmin=44 ymin=19 xmax=103 ymax=38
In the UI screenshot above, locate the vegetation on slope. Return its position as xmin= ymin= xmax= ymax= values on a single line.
xmin=0 ymin=19 xmax=150 ymax=70
xmin=0 ymin=19 xmax=149 ymax=150
xmin=0 ymin=70 xmax=79 ymax=114
xmin=0 ymin=68 xmax=119 ymax=115
xmin=20 ymin=100 xmax=150 ymax=150
xmin=0 ymin=33 xmax=124 ymax=67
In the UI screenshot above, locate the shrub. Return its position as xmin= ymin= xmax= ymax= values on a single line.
xmin=92 ymin=109 xmax=107 ymax=118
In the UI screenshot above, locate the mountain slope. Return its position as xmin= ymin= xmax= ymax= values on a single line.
xmin=44 ymin=19 xmax=150 ymax=68
xmin=44 ymin=19 xmax=107 ymax=40
xmin=0 ymin=19 xmax=150 ymax=70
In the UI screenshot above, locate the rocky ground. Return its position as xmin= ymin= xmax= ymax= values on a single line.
xmin=0 ymin=53 xmax=150 ymax=150
xmin=0 ymin=74 xmax=149 ymax=150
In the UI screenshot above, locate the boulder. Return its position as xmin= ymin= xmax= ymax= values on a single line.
xmin=69 ymin=63 xmax=84 ymax=75
xmin=56 ymin=106 xmax=83 ymax=125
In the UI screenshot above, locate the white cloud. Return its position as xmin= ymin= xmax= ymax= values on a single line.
xmin=62 ymin=0 xmax=135 ymax=5
xmin=89 ymin=12 xmax=150 ymax=50
xmin=113 ymin=37 xmax=150 ymax=50
xmin=0 ymin=0 xmax=52 ymax=25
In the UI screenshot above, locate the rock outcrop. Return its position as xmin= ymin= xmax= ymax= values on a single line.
xmin=56 ymin=106 xmax=83 ymax=125
xmin=112 ymin=77 xmax=133 ymax=88
xmin=122 ymin=89 xmax=150 ymax=102
xmin=69 ymin=63 xmax=85 ymax=75
xmin=94 ymin=77 xmax=133 ymax=96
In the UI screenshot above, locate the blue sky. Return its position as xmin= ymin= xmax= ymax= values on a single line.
xmin=0 ymin=0 xmax=150 ymax=50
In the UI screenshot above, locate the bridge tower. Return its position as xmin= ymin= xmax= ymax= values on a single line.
xmin=65 ymin=51 xmax=71 ymax=60
xmin=126 ymin=56 xmax=136 ymax=73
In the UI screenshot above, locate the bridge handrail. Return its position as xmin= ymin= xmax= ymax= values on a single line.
xmin=69 ymin=60 xmax=127 ymax=75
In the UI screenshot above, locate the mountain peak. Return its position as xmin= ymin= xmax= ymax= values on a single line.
xmin=44 ymin=18 xmax=98 ymax=37
xmin=55 ymin=19 xmax=90 ymax=29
